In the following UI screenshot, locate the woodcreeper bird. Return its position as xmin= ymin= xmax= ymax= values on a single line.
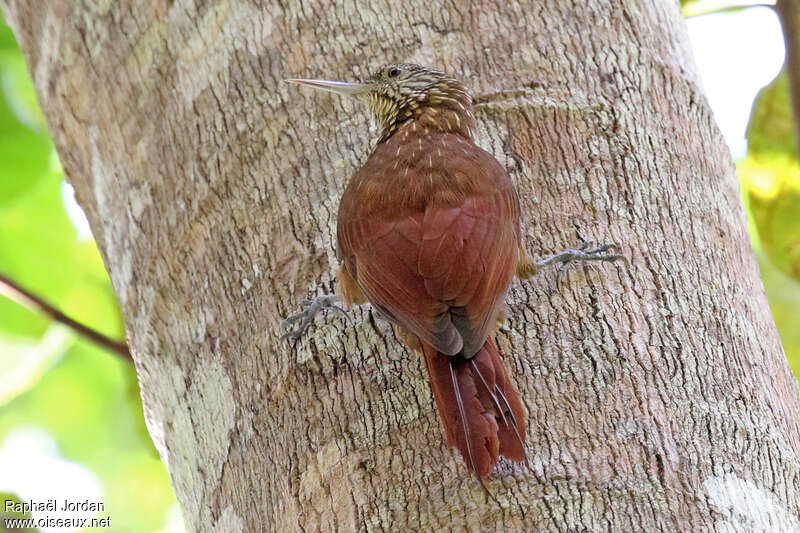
xmin=284 ymin=64 xmax=623 ymax=483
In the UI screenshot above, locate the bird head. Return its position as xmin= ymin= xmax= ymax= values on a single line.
xmin=286 ymin=63 xmax=473 ymax=140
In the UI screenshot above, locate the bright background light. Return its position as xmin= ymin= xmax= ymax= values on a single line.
xmin=686 ymin=7 xmax=785 ymax=157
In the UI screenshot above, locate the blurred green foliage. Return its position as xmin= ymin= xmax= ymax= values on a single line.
xmin=0 ymin=15 xmax=179 ymax=533
xmin=741 ymin=69 xmax=800 ymax=378
xmin=680 ymin=2 xmax=799 ymax=378
xmin=0 ymin=492 xmax=37 ymax=533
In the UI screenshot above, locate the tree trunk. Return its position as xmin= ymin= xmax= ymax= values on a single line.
xmin=6 ymin=1 xmax=800 ymax=531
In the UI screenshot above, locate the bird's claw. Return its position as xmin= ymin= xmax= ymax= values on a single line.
xmin=536 ymin=241 xmax=628 ymax=287
xmin=280 ymin=294 xmax=347 ymax=341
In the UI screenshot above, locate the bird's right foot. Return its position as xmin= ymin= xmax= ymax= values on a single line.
xmin=281 ymin=294 xmax=348 ymax=341
xmin=518 ymin=241 xmax=628 ymax=285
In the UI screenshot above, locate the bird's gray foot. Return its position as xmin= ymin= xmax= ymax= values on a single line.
xmin=281 ymin=294 xmax=347 ymax=340
xmin=536 ymin=241 xmax=627 ymax=285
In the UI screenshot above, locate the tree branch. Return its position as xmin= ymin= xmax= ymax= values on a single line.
xmin=777 ymin=0 xmax=800 ymax=157
xmin=684 ymin=2 xmax=774 ymax=17
xmin=0 ymin=273 xmax=131 ymax=361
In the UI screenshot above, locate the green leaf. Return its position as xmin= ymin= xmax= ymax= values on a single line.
xmin=746 ymin=70 xmax=797 ymax=158
xmin=740 ymin=66 xmax=800 ymax=282
xmin=0 ymin=172 xmax=79 ymax=322
xmin=756 ymin=250 xmax=800 ymax=379
xmin=0 ymin=51 xmax=46 ymax=132
xmin=0 ymin=298 xmax=49 ymax=339
xmin=741 ymin=62 xmax=800 ymax=383
xmin=0 ymin=131 xmax=52 ymax=207
xmin=61 ymin=241 xmax=125 ymax=340
xmin=0 ymin=27 xmax=50 ymax=206
xmin=739 ymin=154 xmax=800 ymax=279
xmin=0 ymin=19 xmax=18 ymax=51
xmin=0 ymin=491 xmax=41 ymax=533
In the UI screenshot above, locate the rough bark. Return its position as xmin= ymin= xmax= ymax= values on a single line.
xmin=5 ymin=1 xmax=800 ymax=531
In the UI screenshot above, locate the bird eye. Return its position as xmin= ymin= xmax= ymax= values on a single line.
xmin=387 ymin=67 xmax=402 ymax=78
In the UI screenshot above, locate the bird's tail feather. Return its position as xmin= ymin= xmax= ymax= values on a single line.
xmin=422 ymin=338 xmax=526 ymax=479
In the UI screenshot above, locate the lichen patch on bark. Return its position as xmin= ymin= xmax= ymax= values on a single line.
xmin=703 ymin=474 xmax=800 ymax=533
xmin=138 ymin=353 xmax=236 ymax=531
xmin=210 ymin=505 xmax=245 ymax=532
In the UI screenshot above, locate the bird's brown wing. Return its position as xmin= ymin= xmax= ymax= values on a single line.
xmin=338 ymin=185 xmax=519 ymax=357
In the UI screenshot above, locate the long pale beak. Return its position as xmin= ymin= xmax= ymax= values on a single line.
xmin=284 ymin=78 xmax=368 ymax=98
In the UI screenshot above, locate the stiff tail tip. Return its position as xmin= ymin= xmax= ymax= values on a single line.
xmin=423 ymin=339 xmax=527 ymax=483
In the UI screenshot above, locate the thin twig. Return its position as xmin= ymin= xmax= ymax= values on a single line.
xmin=0 ymin=273 xmax=131 ymax=361
xmin=684 ymin=2 xmax=775 ymax=18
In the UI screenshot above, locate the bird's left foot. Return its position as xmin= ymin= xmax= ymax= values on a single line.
xmin=525 ymin=241 xmax=628 ymax=285
xmin=281 ymin=294 xmax=348 ymax=341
